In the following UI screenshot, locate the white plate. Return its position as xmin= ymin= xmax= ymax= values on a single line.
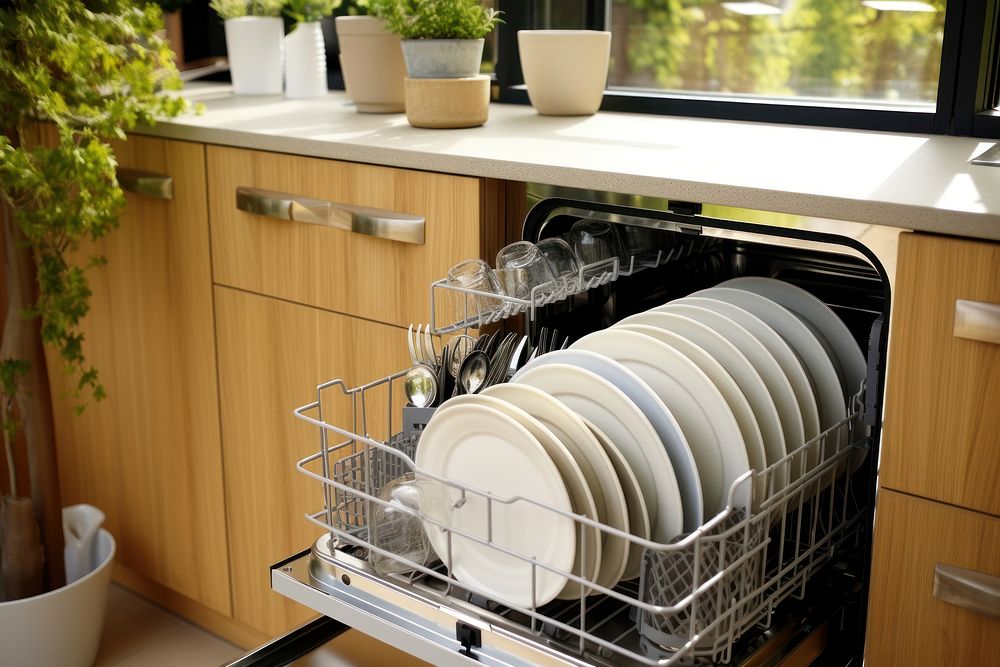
xmin=568 ymin=333 xmax=751 ymax=519
xmin=437 ymin=393 xmax=604 ymax=596
xmin=616 ymin=320 xmax=776 ymax=503
xmin=478 ymin=385 xmax=628 ymax=594
xmin=693 ymin=288 xmax=845 ymax=474
xmin=580 ymin=418 xmax=651 ymax=581
xmin=511 ymin=362 xmax=688 ymax=541
xmin=416 ymin=403 xmax=576 ymax=608
xmin=718 ymin=277 xmax=866 ymax=399
xmin=665 ymin=297 xmax=818 ymax=462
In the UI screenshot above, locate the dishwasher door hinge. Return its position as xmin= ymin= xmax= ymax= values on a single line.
xmin=456 ymin=621 xmax=482 ymax=661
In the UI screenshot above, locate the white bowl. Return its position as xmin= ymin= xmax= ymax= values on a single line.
xmin=518 ymin=30 xmax=611 ymax=116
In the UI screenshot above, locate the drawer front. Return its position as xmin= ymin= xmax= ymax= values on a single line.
xmin=882 ymin=232 xmax=1000 ymax=516
xmin=207 ymin=146 xmax=483 ymax=327
xmin=866 ymin=490 xmax=1000 ymax=665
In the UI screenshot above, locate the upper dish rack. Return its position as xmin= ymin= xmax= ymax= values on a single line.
xmin=430 ymin=226 xmax=720 ymax=335
xmin=292 ymin=368 xmax=870 ymax=666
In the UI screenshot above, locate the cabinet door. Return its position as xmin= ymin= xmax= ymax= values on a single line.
xmin=46 ymin=136 xmax=231 ymax=615
xmin=866 ymin=489 xmax=1000 ymax=665
xmin=881 ymin=232 xmax=1000 ymax=516
xmin=214 ymin=286 xmax=411 ymax=636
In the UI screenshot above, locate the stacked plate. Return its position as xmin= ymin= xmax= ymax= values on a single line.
xmin=414 ymin=277 xmax=865 ymax=610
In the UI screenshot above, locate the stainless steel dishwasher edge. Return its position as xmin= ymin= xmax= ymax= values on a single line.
xmin=255 ymin=186 xmax=897 ymax=667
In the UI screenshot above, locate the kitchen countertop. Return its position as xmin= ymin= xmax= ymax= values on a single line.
xmin=138 ymin=82 xmax=1000 ymax=242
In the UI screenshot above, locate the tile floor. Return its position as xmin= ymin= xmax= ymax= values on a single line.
xmin=94 ymin=585 xmax=243 ymax=667
xmin=95 ymin=584 xmax=430 ymax=666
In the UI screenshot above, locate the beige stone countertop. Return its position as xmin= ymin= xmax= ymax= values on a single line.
xmin=138 ymin=82 xmax=1000 ymax=242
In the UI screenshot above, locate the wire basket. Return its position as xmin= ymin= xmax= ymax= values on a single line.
xmin=293 ymin=369 xmax=869 ymax=665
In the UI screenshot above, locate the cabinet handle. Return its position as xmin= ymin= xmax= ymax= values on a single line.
xmin=235 ymin=186 xmax=426 ymax=245
xmin=933 ymin=563 xmax=1000 ymax=619
xmin=118 ymin=168 xmax=174 ymax=200
xmin=953 ymin=299 xmax=1000 ymax=345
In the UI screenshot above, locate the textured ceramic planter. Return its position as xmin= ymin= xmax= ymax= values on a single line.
xmin=401 ymin=39 xmax=484 ymax=79
xmin=518 ymin=30 xmax=611 ymax=116
xmin=285 ymin=21 xmax=328 ymax=98
xmin=335 ymin=16 xmax=406 ymax=113
xmin=0 ymin=513 xmax=114 ymax=667
xmin=405 ymin=75 xmax=490 ymax=128
xmin=225 ymin=16 xmax=284 ymax=95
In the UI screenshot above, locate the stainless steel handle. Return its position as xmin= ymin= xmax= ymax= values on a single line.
xmin=933 ymin=563 xmax=1000 ymax=619
xmin=953 ymin=299 xmax=1000 ymax=344
xmin=118 ymin=168 xmax=174 ymax=200
xmin=235 ymin=186 xmax=426 ymax=245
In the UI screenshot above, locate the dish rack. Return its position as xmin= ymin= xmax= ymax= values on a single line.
xmin=292 ymin=366 xmax=871 ymax=666
xmin=430 ymin=236 xmax=721 ymax=335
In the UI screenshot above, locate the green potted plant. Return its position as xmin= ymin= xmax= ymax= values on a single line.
xmin=210 ymin=0 xmax=286 ymax=95
xmin=335 ymin=1 xmax=409 ymax=113
xmin=286 ymin=0 xmax=340 ymax=98
xmin=372 ymin=0 xmax=502 ymax=78
xmin=0 ymin=2 xmax=189 ymax=664
xmin=370 ymin=0 xmax=501 ymax=128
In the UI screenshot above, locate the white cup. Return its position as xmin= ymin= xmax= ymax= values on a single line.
xmin=518 ymin=30 xmax=611 ymax=116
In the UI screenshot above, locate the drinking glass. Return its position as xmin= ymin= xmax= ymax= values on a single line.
xmin=536 ymin=237 xmax=581 ymax=295
xmin=567 ymin=219 xmax=627 ymax=278
xmin=370 ymin=473 xmax=433 ymax=576
xmin=495 ymin=241 xmax=556 ymax=301
xmin=619 ymin=223 xmax=672 ymax=268
xmin=447 ymin=258 xmax=504 ymax=324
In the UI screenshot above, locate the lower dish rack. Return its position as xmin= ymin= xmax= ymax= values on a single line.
xmin=287 ymin=368 xmax=871 ymax=666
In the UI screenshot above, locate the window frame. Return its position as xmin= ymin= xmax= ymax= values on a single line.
xmin=494 ymin=0 xmax=1000 ymax=138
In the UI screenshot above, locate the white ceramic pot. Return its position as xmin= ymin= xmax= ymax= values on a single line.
xmin=518 ymin=30 xmax=611 ymax=116
xmin=336 ymin=16 xmax=406 ymax=113
xmin=286 ymin=21 xmax=328 ymax=98
xmin=401 ymin=39 xmax=484 ymax=79
xmin=0 ymin=526 xmax=115 ymax=667
xmin=225 ymin=16 xmax=284 ymax=95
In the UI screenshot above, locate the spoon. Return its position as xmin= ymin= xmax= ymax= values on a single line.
xmin=458 ymin=350 xmax=490 ymax=394
xmin=446 ymin=335 xmax=475 ymax=378
xmin=404 ymin=364 xmax=438 ymax=408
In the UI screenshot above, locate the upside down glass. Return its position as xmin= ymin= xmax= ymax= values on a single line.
xmin=447 ymin=258 xmax=504 ymax=325
xmin=567 ymin=219 xmax=628 ymax=280
xmin=495 ymin=241 xmax=557 ymax=301
xmin=536 ymin=237 xmax=581 ymax=296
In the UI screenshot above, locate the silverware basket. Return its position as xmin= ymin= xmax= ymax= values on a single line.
xmin=293 ymin=369 xmax=869 ymax=665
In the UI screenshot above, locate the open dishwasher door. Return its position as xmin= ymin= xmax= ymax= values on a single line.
xmin=266 ymin=190 xmax=894 ymax=667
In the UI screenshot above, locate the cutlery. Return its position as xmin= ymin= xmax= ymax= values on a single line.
xmin=446 ymin=335 xmax=475 ymax=377
xmin=458 ymin=350 xmax=490 ymax=394
xmin=506 ymin=335 xmax=529 ymax=379
xmin=404 ymin=364 xmax=438 ymax=408
xmin=436 ymin=345 xmax=450 ymax=406
xmin=423 ymin=324 xmax=438 ymax=366
xmin=406 ymin=324 xmax=419 ymax=366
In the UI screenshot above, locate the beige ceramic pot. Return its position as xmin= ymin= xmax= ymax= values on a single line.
xmin=518 ymin=30 xmax=611 ymax=116
xmin=404 ymin=75 xmax=490 ymax=129
xmin=335 ymin=16 xmax=406 ymax=113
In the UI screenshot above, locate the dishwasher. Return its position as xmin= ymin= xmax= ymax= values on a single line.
xmin=258 ymin=186 xmax=892 ymax=667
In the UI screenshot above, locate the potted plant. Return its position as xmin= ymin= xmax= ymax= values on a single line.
xmin=285 ymin=0 xmax=339 ymax=98
xmin=335 ymin=2 xmax=409 ymax=113
xmin=0 ymin=2 xmax=189 ymax=665
xmin=370 ymin=0 xmax=502 ymax=128
xmin=210 ymin=0 xmax=286 ymax=95
xmin=372 ymin=0 xmax=501 ymax=78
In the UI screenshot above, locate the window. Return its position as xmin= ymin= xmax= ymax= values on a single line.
xmin=495 ymin=0 xmax=1000 ymax=136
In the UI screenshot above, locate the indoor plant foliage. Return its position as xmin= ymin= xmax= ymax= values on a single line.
xmin=372 ymin=0 xmax=502 ymax=78
xmin=0 ymin=0 xmax=188 ymax=604
xmin=209 ymin=0 xmax=286 ymax=95
xmin=285 ymin=0 xmax=342 ymax=98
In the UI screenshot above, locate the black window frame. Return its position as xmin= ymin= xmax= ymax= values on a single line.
xmin=495 ymin=0 xmax=1000 ymax=138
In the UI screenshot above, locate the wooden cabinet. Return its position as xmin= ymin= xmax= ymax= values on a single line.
xmin=213 ymin=286 xmax=411 ymax=636
xmin=881 ymin=232 xmax=1000 ymax=516
xmin=206 ymin=146 xmax=486 ymax=326
xmin=868 ymin=231 xmax=1000 ymax=664
xmin=866 ymin=489 xmax=1000 ymax=665
xmin=46 ymin=136 xmax=231 ymax=615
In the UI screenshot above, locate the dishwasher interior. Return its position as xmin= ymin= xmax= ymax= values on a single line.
xmin=274 ymin=194 xmax=890 ymax=666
